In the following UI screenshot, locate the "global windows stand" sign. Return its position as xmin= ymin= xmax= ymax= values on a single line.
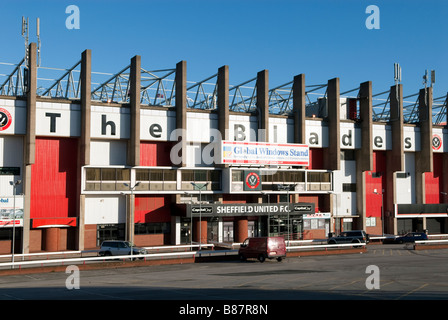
xmin=217 ymin=141 xmax=309 ymax=166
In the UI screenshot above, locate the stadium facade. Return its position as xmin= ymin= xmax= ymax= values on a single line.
xmin=0 ymin=43 xmax=447 ymax=253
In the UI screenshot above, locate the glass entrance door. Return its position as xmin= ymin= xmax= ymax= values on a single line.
xmin=248 ymin=221 xmax=258 ymax=238
xmin=180 ymin=218 xmax=191 ymax=244
xmin=208 ymin=217 xmax=219 ymax=243
xmin=223 ymin=222 xmax=234 ymax=242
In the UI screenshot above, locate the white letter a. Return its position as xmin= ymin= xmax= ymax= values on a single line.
xmin=365 ymin=265 xmax=380 ymax=290
xmin=66 ymin=5 xmax=80 ymax=30
xmin=365 ymin=5 xmax=380 ymax=30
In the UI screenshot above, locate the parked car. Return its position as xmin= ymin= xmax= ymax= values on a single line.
xmin=327 ymin=230 xmax=369 ymax=246
xmin=238 ymin=236 xmax=286 ymax=262
xmin=98 ymin=240 xmax=148 ymax=257
xmin=394 ymin=232 xmax=428 ymax=244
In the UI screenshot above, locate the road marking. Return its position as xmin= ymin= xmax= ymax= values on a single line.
xmin=292 ymin=276 xmax=339 ymax=290
xmin=395 ymin=283 xmax=429 ymax=300
xmin=355 ymin=280 xmax=395 ymax=298
xmin=329 ymin=279 xmax=362 ymax=290
xmin=236 ymin=276 xmax=272 ymax=288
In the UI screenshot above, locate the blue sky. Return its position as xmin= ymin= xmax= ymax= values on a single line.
xmin=1 ymin=0 xmax=447 ymax=99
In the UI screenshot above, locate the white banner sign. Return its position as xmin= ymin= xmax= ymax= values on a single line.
xmin=218 ymin=141 xmax=309 ymax=166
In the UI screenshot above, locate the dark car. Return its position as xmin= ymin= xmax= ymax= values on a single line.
xmin=327 ymin=230 xmax=369 ymax=246
xmin=395 ymin=232 xmax=428 ymax=244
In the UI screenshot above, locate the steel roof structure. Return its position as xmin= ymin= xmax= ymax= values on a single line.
xmin=1 ymin=55 xmax=446 ymax=125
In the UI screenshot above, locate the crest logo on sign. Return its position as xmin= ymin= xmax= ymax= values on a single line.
xmin=0 ymin=108 xmax=12 ymax=131
xmin=432 ymin=134 xmax=442 ymax=151
xmin=244 ymin=171 xmax=261 ymax=191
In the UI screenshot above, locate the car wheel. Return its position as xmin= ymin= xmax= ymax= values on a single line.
xmin=328 ymin=240 xmax=336 ymax=245
xmin=351 ymin=239 xmax=361 ymax=248
xmin=238 ymin=254 xmax=246 ymax=262
xmin=276 ymin=257 xmax=283 ymax=262
xmin=258 ymin=254 xmax=266 ymax=263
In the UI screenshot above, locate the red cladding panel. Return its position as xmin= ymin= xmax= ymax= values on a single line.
xmin=31 ymin=138 xmax=78 ymax=223
xmin=140 ymin=142 xmax=173 ymax=166
xmin=308 ymin=148 xmax=323 ymax=170
xmin=365 ymin=151 xmax=387 ymax=217
xmin=425 ymin=153 xmax=443 ymax=204
xmin=134 ymin=196 xmax=171 ymax=223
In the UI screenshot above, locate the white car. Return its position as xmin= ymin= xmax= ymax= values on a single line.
xmin=98 ymin=240 xmax=147 ymax=256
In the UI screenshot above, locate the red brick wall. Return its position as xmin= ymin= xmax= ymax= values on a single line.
xmin=0 ymin=241 xmax=11 ymax=254
xmin=134 ymin=234 xmax=166 ymax=246
xmin=84 ymin=224 xmax=98 ymax=249
xmin=30 ymin=229 xmax=42 ymax=252
xmin=303 ymin=229 xmax=326 ymax=240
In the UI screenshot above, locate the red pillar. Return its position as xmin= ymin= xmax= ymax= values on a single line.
xmin=193 ymin=218 xmax=208 ymax=245
xmin=235 ymin=217 xmax=248 ymax=243
xmin=44 ymin=228 xmax=59 ymax=252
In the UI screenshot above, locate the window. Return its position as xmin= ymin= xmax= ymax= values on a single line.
xmin=343 ymin=183 xmax=356 ymax=192
xmin=397 ymin=172 xmax=409 ymax=179
xmin=105 ymin=168 xmax=179 ymax=191
xmin=194 ymin=170 xmax=207 ymax=182
xmin=101 ymin=168 xmax=117 ymax=181
xmin=164 ymin=169 xmax=176 ymax=181
xmin=341 ymin=150 xmax=355 ymax=161
xmin=272 ymin=171 xmax=285 ymax=182
xmin=307 ymin=171 xmax=332 ymax=191
xmin=150 ymin=169 xmax=163 ymax=181
xmin=85 ymin=168 xmax=130 ymax=191
xmin=321 ymin=172 xmax=331 ymax=183
xmin=116 ymin=169 xmax=130 ymax=181
xmin=0 ymin=228 xmax=13 ymax=241
xmin=86 ymin=168 xmax=100 ymax=181
xmin=287 ymin=171 xmax=305 ymax=183
xmin=0 ymin=167 xmax=21 ymax=176
xmin=181 ymin=169 xmax=222 ymax=190
xmin=371 ymin=172 xmax=382 ymax=178
xmin=232 ymin=170 xmax=243 ymax=182
xmin=136 ymin=169 xmax=149 ymax=181
xmin=261 ymin=170 xmax=273 ymax=182
xmin=307 ymin=172 xmax=320 ymax=183
xmin=134 ymin=223 xmax=170 ymax=235
xmin=181 ymin=170 xmax=194 ymax=182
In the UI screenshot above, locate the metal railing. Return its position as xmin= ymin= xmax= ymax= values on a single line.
xmin=4 ymin=238 xmax=448 ymax=270
xmin=0 ymin=251 xmax=198 ymax=270
xmin=0 ymin=244 xmax=213 ymax=270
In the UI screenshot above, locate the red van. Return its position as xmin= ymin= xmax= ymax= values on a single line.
xmin=238 ymin=236 xmax=286 ymax=262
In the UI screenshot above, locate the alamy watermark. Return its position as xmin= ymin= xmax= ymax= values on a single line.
xmin=66 ymin=5 xmax=80 ymax=30
xmin=365 ymin=5 xmax=380 ymax=30
xmin=365 ymin=265 xmax=380 ymax=290
xmin=65 ymin=265 xmax=80 ymax=290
